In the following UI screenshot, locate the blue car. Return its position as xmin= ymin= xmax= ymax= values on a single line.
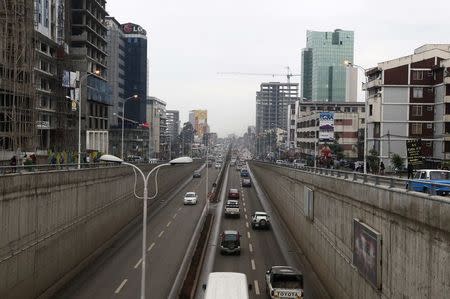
xmin=408 ymin=169 xmax=450 ymax=195
xmin=240 ymin=169 xmax=249 ymax=178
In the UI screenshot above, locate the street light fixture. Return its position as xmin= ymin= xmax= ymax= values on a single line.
xmin=77 ymin=69 xmax=100 ymax=169
xmin=344 ymin=60 xmax=368 ymax=174
xmin=99 ymin=154 xmax=193 ymax=299
xmin=121 ymin=95 xmax=139 ymax=160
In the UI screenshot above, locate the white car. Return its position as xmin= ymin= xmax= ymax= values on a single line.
xmin=183 ymin=192 xmax=198 ymax=205
xmin=215 ymin=162 xmax=221 ymax=169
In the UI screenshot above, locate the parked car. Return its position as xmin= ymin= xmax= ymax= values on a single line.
xmin=183 ymin=192 xmax=198 ymax=205
xmin=275 ymin=160 xmax=284 ymax=165
xmin=224 ymin=200 xmax=240 ymax=218
xmin=251 ymin=211 xmax=270 ymax=229
xmin=407 ymin=169 xmax=450 ymax=195
xmin=127 ymin=155 xmax=144 ymax=163
xmin=228 ymin=188 xmax=240 ymax=199
xmin=265 ymin=266 xmax=304 ymax=299
xmin=193 ymin=170 xmax=201 ymax=178
xmin=220 ymin=230 xmax=241 ymax=255
xmin=293 ymin=159 xmax=306 ymax=168
xmin=203 ymin=272 xmax=251 ymax=299
xmin=242 ymin=178 xmax=251 ymax=187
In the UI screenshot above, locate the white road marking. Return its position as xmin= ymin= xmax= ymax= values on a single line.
xmin=246 ymin=222 xmax=249 ymax=228
xmin=243 ymin=202 xmax=246 ymax=207
xmin=251 ymin=259 xmax=256 ymax=270
xmin=134 ymin=258 xmax=142 ymax=269
xmin=147 ymin=242 xmax=155 ymax=251
xmin=178 ymin=207 xmax=182 ymax=211
xmin=249 ymin=243 xmax=253 ymax=252
xmin=158 ymin=231 xmax=164 ymax=238
xmin=167 ymin=221 xmax=172 ymax=227
xmin=247 ymin=231 xmax=251 ymax=239
xmin=115 ymin=279 xmax=128 ymax=294
xmin=244 ymin=207 xmax=247 ymax=213
xmin=244 ymin=214 xmax=248 ymax=219
xmin=254 ymin=280 xmax=260 ymax=295
xmin=173 ymin=213 xmax=177 ymax=219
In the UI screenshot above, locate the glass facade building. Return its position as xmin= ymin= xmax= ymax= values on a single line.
xmin=301 ymin=29 xmax=354 ymax=102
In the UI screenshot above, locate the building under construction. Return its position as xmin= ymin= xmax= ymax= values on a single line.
xmin=0 ymin=0 xmax=36 ymax=160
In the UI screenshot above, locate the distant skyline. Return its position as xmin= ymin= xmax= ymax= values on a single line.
xmin=107 ymin=0 xmax=450 ymax=137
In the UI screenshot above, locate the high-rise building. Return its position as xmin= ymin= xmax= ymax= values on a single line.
xmin=147 ymin=97 xmax=167 ymax=159
xmin=69 ymin=0 xmax=110 ymax=153
xmin=301 ymin=29 xmax=355 ymax=102
xmin=255 ymin=82 xmax=298 ymax=134
xmin=122 ymin=23 xmax=148 ymax=124
xmin=166 ymin=110 xmax=180 ymax=141
xmin=365 ymin=44 xmax=450 ymax=168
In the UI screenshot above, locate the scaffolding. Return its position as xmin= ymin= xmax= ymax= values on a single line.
xmin=0 ymin=0 xmax=36 ymax=158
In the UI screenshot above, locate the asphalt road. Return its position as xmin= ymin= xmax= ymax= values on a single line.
xmin=54 ymin=165 xmax=219 ymax=299
xmin=201 ymin=164 xmax=327 ymax=299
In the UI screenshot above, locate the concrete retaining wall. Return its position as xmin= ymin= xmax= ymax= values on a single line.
xmin=250 ymin=162 xmax=450 ymax=299
xmin=0 ymin=162 xmax=200 ymax=299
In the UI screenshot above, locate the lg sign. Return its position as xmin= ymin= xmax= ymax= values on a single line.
xmin=122 ymin=23 xmax=147 ymax=36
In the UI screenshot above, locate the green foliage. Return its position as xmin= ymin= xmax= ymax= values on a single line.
xmin=367 ymin=148 xmax=380 ymax=173
xmin=390 ymin=153 xmax=404 ymax=171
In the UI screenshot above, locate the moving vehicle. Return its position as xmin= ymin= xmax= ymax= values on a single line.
xmin=251 ymin=211 xmax=270 ymax=229
xmin=275 ymin=160 xmax=285 ymax=165
xmin=235 ymin=165 xmax=241 ymax=171
xmin=183 ymin=192 xmax=198 ymax=205
xmin=220 ymin=230 xmax=241 ymax=255
xmin=228 ymin=188 xmax=240 ymax=199
xmin=202 ymin=272 xmax=251 ymax=299
xmin=242 ymin=178 xmax=251 ymax=187
xmin=240 ymin=169 xmax=249 ymax=177
xmin=224 ymin=200 xmax=240 ymax=218
xmin=215 ymin=162 xmax=221 ymax=169
xmin=266 ymin=266 xmax=304 ymax=299
xmin=193 ymin=170 xmax=201 ymax=178
xmin=293 ymin=159 xmax=306 ymax=168
xmin=408 ymin=169 xmax=450 ymax=195
xmin=127 ymin=155 xmax=144 ymax=163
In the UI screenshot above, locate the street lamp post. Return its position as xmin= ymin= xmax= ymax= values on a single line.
xmin=121 ymin=95 xmax=139 ymax=160
xmin=99 ymin=154 xmax=193 ymax=299
xmin=345 ymin=60 xmax=368 ymax=174
xmin=77 ymin=70 xmax=100 ymax=169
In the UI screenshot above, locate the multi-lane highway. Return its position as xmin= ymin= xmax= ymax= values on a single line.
xmin=197 ymin=163 xmax=328 ymax=299
xmin=54 ymin=165 xmax=219 ymax=299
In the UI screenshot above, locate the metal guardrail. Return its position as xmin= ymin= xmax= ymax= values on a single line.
xmin=255 ymin=160 xmax=450 ymax=198
xmin=0 ymin=161 xmax=155 ymax=176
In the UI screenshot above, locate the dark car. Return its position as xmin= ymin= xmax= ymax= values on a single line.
xmin=193 ymin=170 xmax=201 ymax=178
xmin=240 ymin=169 xmax=249 ymax=177
xmin=242 ymin=178 xmax=251 ymax=187
xmin=228 ymin=188 xmax=240 ymax=199
xmin=220 ymin=230 xmax=241 ymax=255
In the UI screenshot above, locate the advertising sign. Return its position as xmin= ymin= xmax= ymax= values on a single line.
xmin=319 ymin=112 xmax=334 ymax=142
xmin=353 ymin=219 xmax=382 ymax=289
xmin=406 ymin=139 xmax=422 ymax=167
xmin=121 ymin=23 xmax=147 ymax=36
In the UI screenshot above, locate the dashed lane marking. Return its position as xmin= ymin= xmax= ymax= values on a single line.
xmin=178 ymin=207 xmax=182 ymax=211
xmin=167 ymin=221 xmax=172 ymax=227
xmin=244 ymin=207 xmax=247 ymax=213
xmin=114 ymin=279 xmax=128 ymax=294
xmin=254 ymin=280 xmax=260 ymax=295
xmin=246 ymin=222 xmax=249 ymax=228
xmin=251 ymin=259 xmax=256 ymax=270
xmin=249 ymin=243 xmax=253 ymax=252
xmin=247 ymin=231 xmax=251 ymax=239
xmin=244 ymin=214 xmax=248 ymax=219
xmin=158 ymin=231 xmax=164 ymax=238
xmin=134 ymin=258 xmax=142 ymax=269
xmin=243 ymin=202 xmax=246 ymax=207
xmin=173 ymin=213 xmax=177 ymax=219
xmin=147 ymin=242 xmax=155 ymax=252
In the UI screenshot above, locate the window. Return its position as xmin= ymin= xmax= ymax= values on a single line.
xmin=412 ymin=70 xmax=424 ymax=80
xmin=425 ymin=141 xmax=432 ymax=147
xmin=413 ymin=88 xmax=423 ymax=98
xmin=412 ymin=105 xmax=422 ymax=116
xmin=369 ymin=104 xmax=373 ymax=116
xmin=426 ymin=123 xmax=433 ymax=129
xmin=411 ymin=123 xmax=422 ymax=134
xmin=427 ymin=106 xmax=433 ymax=112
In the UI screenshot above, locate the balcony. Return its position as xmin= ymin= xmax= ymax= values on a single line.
xmin=362 ymin=78 xmax=382 ymax=90
xmin=444 ymin=76 xmax=450 ymax=84
xmin=444 ymin=96 xmax=450 ymax=103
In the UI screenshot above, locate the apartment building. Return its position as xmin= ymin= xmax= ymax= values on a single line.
xmin=287 ymin=100 xmax=365 ymax=159
xmin=365 ymin=44 xmax=450 ymax=166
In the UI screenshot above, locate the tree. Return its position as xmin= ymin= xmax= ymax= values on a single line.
xmin=367 ymin=148 xmax=380 ymax=174
xmin=391 ymin=153 xmax=404 ymax=171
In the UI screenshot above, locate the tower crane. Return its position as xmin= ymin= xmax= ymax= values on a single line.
xmin=217 ymin=66 xmax=301 ymax=84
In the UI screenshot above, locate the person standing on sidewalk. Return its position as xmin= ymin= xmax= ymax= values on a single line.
xmin=379 ymin=161 xmax=385 ymax=175
xmin=407 ymin=164 xmax=414 ymax=179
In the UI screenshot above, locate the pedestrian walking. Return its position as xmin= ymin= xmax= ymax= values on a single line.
xmin=9 ymin=155 xmax=17 ymax=173
xmin=407 ymin=164 xmax=414 ymax=179
xmin=379 ymin=161 xmax=385 ymax=175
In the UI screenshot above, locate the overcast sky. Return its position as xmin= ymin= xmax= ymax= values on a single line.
xmin=108 ymin=0 xmax=449 ymax=137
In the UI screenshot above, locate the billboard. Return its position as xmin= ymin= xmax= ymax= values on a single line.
xmin=192 ymin=110 xmax=208 ymax=138
xmin=353 ymin=219 xmax=382 ymax=289
xmin=319 ymin=112 xmax=334 ymax=142
xmin=406 ymin=139 xmax=422 ymax=167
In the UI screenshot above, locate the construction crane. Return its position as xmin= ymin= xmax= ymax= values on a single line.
xmin=218 ymin=66 xmax=301 ymax=84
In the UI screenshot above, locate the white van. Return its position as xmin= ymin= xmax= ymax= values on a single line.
xmin=203 ymin=272 xmax=251 ymax=299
